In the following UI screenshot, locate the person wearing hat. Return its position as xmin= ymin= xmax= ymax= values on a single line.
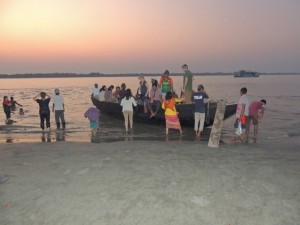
xmin=159 ymin=70 xmax=173 ymax=99
xmin=52 ymin=88 xmax=66 ymax=129
xmin=182 ymin=64 xmax=194 ymax=103
xmin=92 ymin=83 xmax=100 ymax=100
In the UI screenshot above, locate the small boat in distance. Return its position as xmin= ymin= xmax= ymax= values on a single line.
xmin=92 ymin=98 xmax=237 ymax=127
xmin=234 ymin=70 xmax=260 ymax=77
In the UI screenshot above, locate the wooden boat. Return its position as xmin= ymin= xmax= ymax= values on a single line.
xmin=92 ymin=98 xmax=237 ymax=127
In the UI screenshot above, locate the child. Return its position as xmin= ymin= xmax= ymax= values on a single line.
xmin=19 ymin=108 xmax=25 ymax=116
xmin=84 ymin=107 xmax=100 ymax=135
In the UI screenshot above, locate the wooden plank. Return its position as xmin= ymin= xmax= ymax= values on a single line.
xmin=208 ymin=100 xmax=226 ymax=148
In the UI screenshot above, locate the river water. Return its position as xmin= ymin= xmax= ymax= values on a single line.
xmin=1 ymin=75 xmax=299 ymax=144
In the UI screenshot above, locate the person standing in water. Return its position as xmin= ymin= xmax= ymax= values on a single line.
xmin=52 ymin=88 xmax=66 ymax=129
xmin=3 ymin=96 xmax=11 ymax=121
xmin=233 ymin=87 xmax=250 ymax=142
xmin=192 ymin=84 xmax=209 ymax=137
xmin=10 ymin=97 xmax=23 ymax=111
xmin=33 ymin=92 xmax=51 ymax=130
xmin=246 ymin=99 xmax=267 ymax=142
xmin=162 ymin=91 xmax=184 ymax=135
xmin=120 ymin=89 xmax=137 ymax=133
xmin=182 ymin=64 xmax=194 ymax=103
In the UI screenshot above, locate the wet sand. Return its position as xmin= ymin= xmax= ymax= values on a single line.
xmin=0 ymin=138 xmax=299 ymax=225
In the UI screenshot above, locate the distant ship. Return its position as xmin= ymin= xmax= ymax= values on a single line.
xmin=234 ymin=70 xmax=260 ymax=77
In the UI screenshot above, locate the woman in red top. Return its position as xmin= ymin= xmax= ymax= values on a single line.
xmin=3 ymin=96 xmax=12 ymax=120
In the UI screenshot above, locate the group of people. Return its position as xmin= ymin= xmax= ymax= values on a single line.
xmin=88 ymin=65 xmax=211 ymax=136
xmin=3 ymin=64 xmax=266 ymax=142
xmin=92 ymin=83 xmax=127 ymax=103
xmin=32 ymin=88 xmax=66 ymax=130
xmin=234 ymin=87 xmax=267 ymax=143
xmin=2 ymin=90 xmax=66 ymax=130
xmin=2 ymin=96 xmax=23 ymax=123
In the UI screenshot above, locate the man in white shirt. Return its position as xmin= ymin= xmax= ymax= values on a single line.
xmin=92 ymin=83 xmax=100 ymax=100
xmin=234 ymin=87 xmax=250 ymax=142
xmin=52 ymin=88 xmax=66 ymax=129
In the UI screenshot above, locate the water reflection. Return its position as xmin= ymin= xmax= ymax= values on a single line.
xmin=6 ymin=138 xmax=14 ymax=143
xmin=91 ymin=134 xmax=101 ymax=143
xmin=55 ymin=130 xmax=66 ymax=142
xmin=41 ymin=132 xmax=51 ymax=142
xmin=124 ymin=131 xmax=133 ymax=142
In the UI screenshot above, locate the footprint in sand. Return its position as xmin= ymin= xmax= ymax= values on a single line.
xmin=77 ymin=168 xmax=89 ymax=175
xmin=63 ymin=169 xmax=71 ymax=175
xmin=191 ymin=196 xmax=210 ymax=207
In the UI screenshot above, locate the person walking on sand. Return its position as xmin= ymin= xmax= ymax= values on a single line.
xmin=162 ymin=91 xmax=184 ymax=135
xmin=233 ymin=87 xmax=249 ymax=142
xmin=52 ymin=88 xmax=66 ymax=129
xmin=120 ymin=89 xmax=137 ymax=133
xmin=182 ymin=64 xmax=194 ymax=103
xmin=3 ymin=96 xmax=12 ymax=121
xmin=159 ymin=70 xmax=173 ymax=99
xmin=192 ymin=84 xmax=209 ymax=137
xmin=246 ymin=99 xmax=267 ymax=141
xmin=33 ymin=92 xmax=51 ymax=130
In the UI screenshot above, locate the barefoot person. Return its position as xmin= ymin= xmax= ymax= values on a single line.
xmin=84 ymin=106 xmax=100 ymax=136
xmin=162 ymin=91 xmax=183 ymax=135
xmin=246 ymin=99 xmax=267 ymax=141
xmin=192 ymin=84 xmax=209 ymax=136
xmin=233 ymin=87 xmax=249 ymax=142
xmin=33 ymin=92 xmax=51 ymax=130
xmin=182 ymin=64 xmax=194 ymax=103
xmin=120 ymin=89 xmax=137 ymax=133
xmin=52 ymin=88 xmax=66 ymax=129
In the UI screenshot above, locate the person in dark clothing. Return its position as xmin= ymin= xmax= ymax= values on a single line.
xmin=118 ymin=83 xmax=127 ymax=100
xmin=10 ymin=96 xmax=23 ymax=111
xmin=33 ymin=92 xmax=51 ymax=130
xmin=191 ymin=84 xmax=209 ymax=136
xmin=137 ymin=75 xmax=149 ymax=113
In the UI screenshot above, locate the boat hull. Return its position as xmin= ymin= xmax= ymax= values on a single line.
xmin=92 ymin=98 xmax=237 ymax=127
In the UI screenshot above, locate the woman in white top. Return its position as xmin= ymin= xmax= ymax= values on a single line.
xmin=120 ymin=89 xmax=137 ymax=132
xmin=99 ymin=85 xmax=106 ymax=102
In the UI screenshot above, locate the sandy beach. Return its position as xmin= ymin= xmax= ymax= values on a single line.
xmin=0 ymin=137 xmax=299 ymax=225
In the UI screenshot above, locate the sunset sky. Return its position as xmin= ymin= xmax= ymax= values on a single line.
xmin=1 ymin=0 xmax=299 ymax=74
